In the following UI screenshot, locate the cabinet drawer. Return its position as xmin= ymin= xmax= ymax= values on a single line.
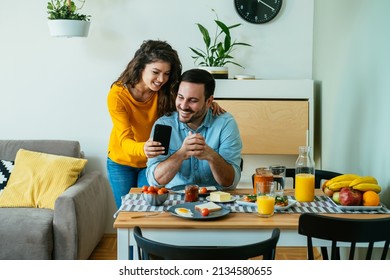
xmin=216 ymin=100 xmax=308 ymax=155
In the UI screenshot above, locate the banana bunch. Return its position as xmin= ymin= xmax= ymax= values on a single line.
xmin=325 ymin=174 xmax=381 ymax=193
xmin=350 ymin=176 xmax=381 ymax=193
xmin=325 ymin=174 xmax=360 ymax=191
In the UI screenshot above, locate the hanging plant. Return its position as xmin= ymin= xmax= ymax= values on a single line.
xmin=47 ymin=0 xmax=91 ymax=21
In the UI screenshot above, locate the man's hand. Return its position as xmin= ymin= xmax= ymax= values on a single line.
xmin=180 ymin=132 xmax=211 ymax=160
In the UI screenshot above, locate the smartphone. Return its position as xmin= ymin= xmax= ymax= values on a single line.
xmin=153 ymin=124 xmax=172 ymax=155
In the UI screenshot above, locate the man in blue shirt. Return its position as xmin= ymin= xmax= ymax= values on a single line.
xmin=146 ymin=69 xmax=242 ymax=190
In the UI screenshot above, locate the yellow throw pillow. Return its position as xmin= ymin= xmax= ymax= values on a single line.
xmin=0 ymin=149 xmax=87 ymax=209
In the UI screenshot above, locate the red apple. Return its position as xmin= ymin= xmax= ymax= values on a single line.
xmin=339 ymin=187 xmax=362 ymax=206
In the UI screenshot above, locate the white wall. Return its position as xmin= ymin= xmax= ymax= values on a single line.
xmin=1 ymin=0 xmax=313 ymax=233
xmin=313 ymin=0 xmax=390 ymax=207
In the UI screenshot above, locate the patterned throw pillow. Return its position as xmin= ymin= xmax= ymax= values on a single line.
xmin=0 ymin=160 xmax=14 ymax=190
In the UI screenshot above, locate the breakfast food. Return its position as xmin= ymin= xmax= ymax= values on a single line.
xmin=210 ymin=191 xmax=231 ymax=202
xmin=141 ymin=185 xmax=168 ymax=194
xmin=199 ymin=187 xmax=208 ymax=194
xmin=275 ymin=196 xmax=289 ymax=207
xmin=199 ymin=186 xmax=217 ymax=194
xmin=195 ymin=201 xmax=221 ymax=213
xmin=175 ymin=208 xmax=193 ymax=217
xmin=322 ymin=174 xmax=382 ymax=206
xmin=185 ymin=185 xmax=199 ymax=202
xmin=201 ymin=208 xmax=210 ymax=217
xmin=243 ymin=194 xmax=256 ymax=203
xmin=141 ymin=186 xmax=169 ymax=206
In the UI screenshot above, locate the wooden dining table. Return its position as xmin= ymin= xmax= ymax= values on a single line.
xmin=113 ymin=187 xmax=390 ymax=260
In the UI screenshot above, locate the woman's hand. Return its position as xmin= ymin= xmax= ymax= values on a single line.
xmin=144 ymin=138 xmax=165 ymax=158
xmin=211 ymin=101 xmax=226 ymax=115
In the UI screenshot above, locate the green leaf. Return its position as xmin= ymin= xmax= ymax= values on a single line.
xmin=196 ymin=24 xmax=210 ymax=48
xmin=215 ymin=20 xmax=230 ymax=36
xmin=224 ymin=35 xmax=232 ymax=53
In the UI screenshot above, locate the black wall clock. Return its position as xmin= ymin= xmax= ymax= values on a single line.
xmin=234 ymin=0 xmax=283 ymax=24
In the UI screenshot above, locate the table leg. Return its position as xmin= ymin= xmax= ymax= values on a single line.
xmin=117 ymin=228 xmax=131 ymax=260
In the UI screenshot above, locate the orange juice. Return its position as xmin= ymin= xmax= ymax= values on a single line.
xmin=295 ymin=173 xmax=315 ymax=202
xmin=257 ymin=196 xmax=275 ymax=216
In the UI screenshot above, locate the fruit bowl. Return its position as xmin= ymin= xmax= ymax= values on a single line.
xmin=141 ymin=185 xmax=169 ymax=206
xmin=142 ymin=192 xmax=168 ymax=206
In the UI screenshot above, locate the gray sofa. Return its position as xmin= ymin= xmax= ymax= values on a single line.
xmin=0 ymin=140 xmax=107 ymax=260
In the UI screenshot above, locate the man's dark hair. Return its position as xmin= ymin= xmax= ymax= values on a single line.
xmin=180 ymin=69 xmax=216 ymax=99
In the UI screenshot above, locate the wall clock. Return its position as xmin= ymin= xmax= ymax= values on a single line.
xmin=234 ymin=0 xmax=283 ymax=24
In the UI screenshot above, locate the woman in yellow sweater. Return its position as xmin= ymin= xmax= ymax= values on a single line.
xmin=107 ymin=40 xmax=223 ymax=208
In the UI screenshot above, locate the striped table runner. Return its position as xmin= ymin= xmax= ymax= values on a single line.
xmin=114 ymin=194 xmax=390 ymax=218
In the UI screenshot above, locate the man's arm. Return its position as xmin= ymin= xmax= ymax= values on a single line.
xmin=206 ymin=115 xmax=243 ymax=190
xmin=151 ymin=149 xmax=186 ymax=185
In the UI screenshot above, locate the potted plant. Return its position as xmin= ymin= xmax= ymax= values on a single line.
xmin=189 ymin=9 xmax=252 ymax=79
xmin=47 ymin=0 xmax=91 ymax=37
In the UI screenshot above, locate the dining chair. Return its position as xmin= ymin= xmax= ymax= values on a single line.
xmin=285 ymin=168 xmax=342 ymax=189
xmin=298 ymin=213 xmax=390 ymax=260
xmin=133 ymin=226 xmax=280 ymax=260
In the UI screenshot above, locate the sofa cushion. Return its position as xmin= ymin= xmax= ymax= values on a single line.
xmin=0 ymin=208 xmax=54 ymax=259
xmin=0 ymin=159 xmax=14 ymax=190
xmin=0 ymin=149 xmax=87 ymax=209
xmin=0 ymin=140 xmax=82 ymax=160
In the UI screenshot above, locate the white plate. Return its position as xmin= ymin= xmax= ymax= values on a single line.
xmin=275 ymin=199 xmax=297 ymax=210
xmin=326 ymin=196 xmax=383 ymax=210
xmin=236 ymin=197 xmax=297 ymax=210
xmin=206 ymin=196 xmax=236 ymax=203
xmin=236 ymin=197 xmax=256 ymax=207
xmin=168 ymin=202 xmax=230 ymax=220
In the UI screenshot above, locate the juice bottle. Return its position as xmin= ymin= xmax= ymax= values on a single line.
xmin=253 ymin=167 xmax=273 ymax=194
xmin=295 ymin=146 xmax=315 ymax=202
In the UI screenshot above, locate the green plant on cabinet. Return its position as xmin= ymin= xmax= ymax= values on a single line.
xmin=189 ymin=9 xmax=251 ymax=68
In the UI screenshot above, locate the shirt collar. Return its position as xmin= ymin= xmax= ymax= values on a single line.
xmin=177 ymin=109 xmax=213 ymax=132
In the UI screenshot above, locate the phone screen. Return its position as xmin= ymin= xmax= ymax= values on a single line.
xmin=153 ymin=124 xmax=172 ymax=155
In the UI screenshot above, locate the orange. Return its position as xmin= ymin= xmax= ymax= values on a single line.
xmin=362 ymin=191 xmax=380 ymax=206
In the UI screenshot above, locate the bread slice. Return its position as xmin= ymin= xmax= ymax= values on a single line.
xmin=195 ymin=201 xmax=222 ymax=212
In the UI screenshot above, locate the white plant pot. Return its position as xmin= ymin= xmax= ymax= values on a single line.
xmin=48 ymin=20 xmax=90 ymax=38
xmin=198 ymin=66 xmax=229 ymax=79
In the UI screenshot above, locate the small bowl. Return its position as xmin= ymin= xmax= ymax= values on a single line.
xmin=142 ymin=192 xmax=168 ymax=206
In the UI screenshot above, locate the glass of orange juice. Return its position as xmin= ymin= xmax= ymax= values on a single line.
xmin=256 ymin=181 xmax=276 ymax=217
xmin=295 ymin=173 xmax=315 ymax=202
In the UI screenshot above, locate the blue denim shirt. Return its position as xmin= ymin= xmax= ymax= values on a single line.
xmin=146 ymin=109 xmax=242 ymax=190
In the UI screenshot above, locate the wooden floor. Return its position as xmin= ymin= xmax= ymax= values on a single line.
xmin=88 ymin=234 xmax=321 ymax=260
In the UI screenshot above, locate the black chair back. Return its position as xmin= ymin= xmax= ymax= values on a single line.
xmin=134 ymin=226 xmax=280 ymax=260
xmin=285 ymin=168 xmax=342 ymax=189
xmin=298 ymin=213 xmax=390 ymax=260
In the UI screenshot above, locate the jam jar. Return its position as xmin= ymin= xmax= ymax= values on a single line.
xmin=184 ymin=185 xmax=199 ymax=202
